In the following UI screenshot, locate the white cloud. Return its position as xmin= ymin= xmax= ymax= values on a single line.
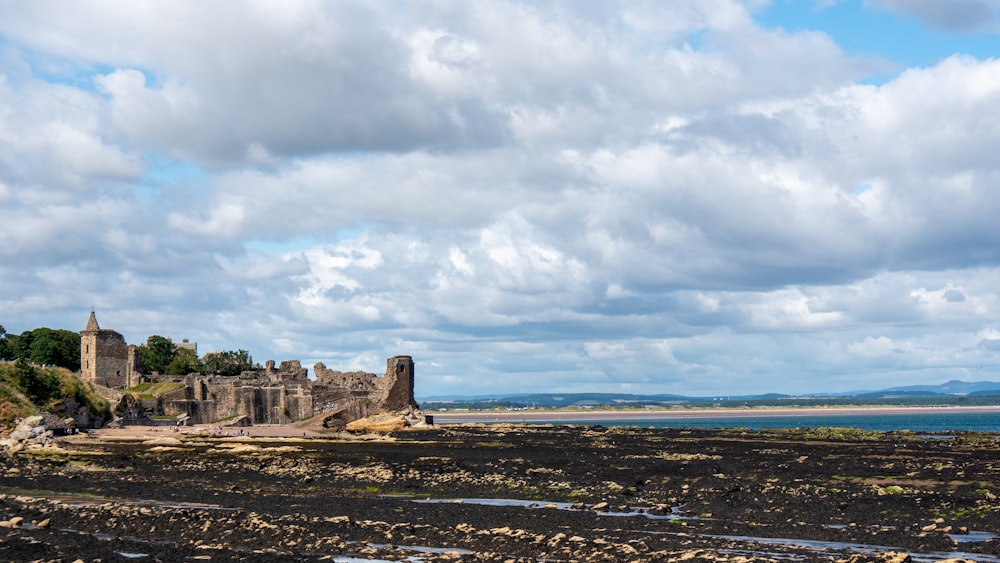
xmin=744 ymin=288 xmax=845 ymax=329
xmin=0 ymin=64 xmax=141 ymax=190
xmin=167 ymin=201 xmax=247 ymax=238
xmin=847 ymin=335 xmax=904 ymax=358
xmin=3 ymin=2 xmax=1000 ymax=397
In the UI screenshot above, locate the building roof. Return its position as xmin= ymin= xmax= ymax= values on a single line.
xmin=84 ymin=311 xmax=100 ymax=332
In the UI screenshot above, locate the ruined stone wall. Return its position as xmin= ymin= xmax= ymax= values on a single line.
xmin=163 ymin=377 xmax=223 ymax=422
xmin=125 ymin=345 xmax=142 ymax=388
xmin=282 ymin=384 xmax=313 ymax=421
xmin=160 ymin=375 xmax=315 ymax=425
xmin=265 ymin=360 xmax=308 ymax=383
xmin=88 ymin=331 xmax=128 ymax=388
xmin=89 ymin=383 xmax=124 ymax=403
xmin=81 ymin=309 xmax=420 ymax=427
xmin=160 ymin=386 xmax=189 ymax=403
xmin=309 ymin=356 xmax=417 ymax=426
xmin=80 ymin=312 xmax=128 ymax=389
xmin=162 ymin=397 xmax=217 ymax=424
xmin=313 ymin=364 xmax=378 ymax=391
xmin=232 ymin=385 xmax=300 ymax=424
xmin=378 ymin=356 xmax=417 ymax=412
xmin=311 ymin=385 xmax=352 ymax=414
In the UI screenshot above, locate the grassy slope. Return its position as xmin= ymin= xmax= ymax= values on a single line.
xmin=125 ymin=380 xmax=187 ymax=400
xmin=0 ymin=361 xmax=111 ymax=429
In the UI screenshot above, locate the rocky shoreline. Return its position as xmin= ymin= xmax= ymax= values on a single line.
xmin=1 ymin=423 xmax=998 ymax=561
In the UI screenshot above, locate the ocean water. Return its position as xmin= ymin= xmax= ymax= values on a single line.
xmin=536 ymin=411 xmax=1000 ymax=432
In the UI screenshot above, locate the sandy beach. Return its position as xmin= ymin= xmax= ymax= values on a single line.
xmin=75 ymin=422 xmax=330 ymax=440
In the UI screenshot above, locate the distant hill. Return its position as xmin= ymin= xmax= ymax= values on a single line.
xmin=418 ymin=380 xmax=1000 ymax=409
xmin=877 ymin=380 xmax=1000 ymax=396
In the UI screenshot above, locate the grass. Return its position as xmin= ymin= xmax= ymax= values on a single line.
xmin=932 ymin=506 xmax=992 ymax=520
xmin=22 ymin=450 xmax=72 ymax=461
xmin=474 ymin=441 xmax=516 ymax=449
xmin=126 ymin=381 xmax=186 ymax=400
xmin=0 ymin=364 xmax=111 ymax=428
xmin=0 ymin=382 xmax=34 ymax=427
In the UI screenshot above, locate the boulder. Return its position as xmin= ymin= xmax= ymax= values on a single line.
xmin=21 ymin=415 xmax=43 ymax=427
xmin=3 ymin=415 xmax=61 ymax=455
xmin=346 ymin=414 xmax=407 ymax=433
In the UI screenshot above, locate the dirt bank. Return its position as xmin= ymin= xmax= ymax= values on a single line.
xmin=1 ymin=424 xmax=998 ymax=561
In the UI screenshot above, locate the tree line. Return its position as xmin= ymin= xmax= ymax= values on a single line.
xmin=0 ymin=325 xmax=81 ymax=371
xmin=1 ymin=324 xmax=256 ymax=380
xmin=137 ymin=335 xmax=256 ymax=377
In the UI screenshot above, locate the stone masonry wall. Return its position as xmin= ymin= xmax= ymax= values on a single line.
xmin=80 ymin=312 xmax=129 ymax=389
xmin=90 ymin=331 xmax=128 ymax=388
xmin=83 ymin=311 xmax=419 ymax=427
xmin=161 ymin=377 xmax=316 ymax=425
xmin=379 ymin=355 xmax=417 ymax=412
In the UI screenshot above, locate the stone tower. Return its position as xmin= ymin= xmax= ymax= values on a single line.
xmin=380 ymin=355 xmax=418 ymax=411
xmin=80 ymin=311 xmax=130 ymax=388
xmin=126 ymin=344 xmax=142 ymax=388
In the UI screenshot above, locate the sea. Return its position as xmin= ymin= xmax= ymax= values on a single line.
xmin=438 ymin=410 xmax=1000 ymax=432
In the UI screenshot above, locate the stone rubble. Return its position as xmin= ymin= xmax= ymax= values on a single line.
xmin=0 ymin=415 xmax=65 ymax=456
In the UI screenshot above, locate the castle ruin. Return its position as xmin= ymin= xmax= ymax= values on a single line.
xmin=81 ymin=312 xmax=419 ymax=428
xmin=80 ymin=311 xmax=140 ymax=389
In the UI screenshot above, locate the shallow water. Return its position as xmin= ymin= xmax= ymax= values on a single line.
xmin=952 ymin=530 xmax=999 ymax=543
xmin=705 ymin=532 xmax=1000 ymax=563
xmin=439 ymin=410 xmax=1000 ymax=432
xmin=414 ymin=497 xmax=1000 ymax=561
xmin=414 ymin=497 xmax=688 ymax=520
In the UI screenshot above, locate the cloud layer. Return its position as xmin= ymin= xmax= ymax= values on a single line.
xmin=2 ymin=1 xmax=1000 ymax=396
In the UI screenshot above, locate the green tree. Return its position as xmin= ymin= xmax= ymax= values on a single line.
xmin=0 ymin=325 xmax=14 ymax=361
xmin=14 ymin=357 xmax=60 ymax=404
xmin=14 ymin=328 xmax=81 ymax=371
xmin=165 ymin=347 xmax=202 ymax=376
xmin=202 ymin=349 xmax=254 ymax=377
xmin=138 ymin=335 xmax=176 ymax=375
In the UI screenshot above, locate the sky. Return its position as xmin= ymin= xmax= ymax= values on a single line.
xmin=2 ymin=1 xmax=1000 ymax=399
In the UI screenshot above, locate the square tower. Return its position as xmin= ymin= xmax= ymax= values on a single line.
xmin=380 ymin=355 xmax=417 ymax=411
xmin=80 ymin=311 xmax=130 ymax=388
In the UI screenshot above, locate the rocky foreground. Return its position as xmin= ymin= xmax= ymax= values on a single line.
xmin=1 ymin=423 xmax=999 ymax=562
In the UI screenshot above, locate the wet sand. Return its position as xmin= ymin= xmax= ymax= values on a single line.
xmin=1 ymin=424 xmax=999 ymax=561
xmin=85 ymin=423 xmax=330 ymax=439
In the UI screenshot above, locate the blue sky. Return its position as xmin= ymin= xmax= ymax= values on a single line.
xmin=761 ymin=1 xmax=1000 ymax=73
xmin=2 ymin=1 xmax=1000 ymax=398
